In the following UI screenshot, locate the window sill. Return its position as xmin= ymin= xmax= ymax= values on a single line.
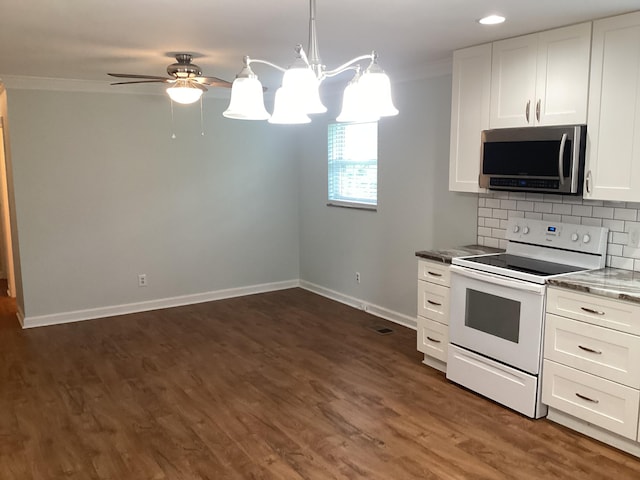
xmin=326 ymin=201 xmax=377 ymax=212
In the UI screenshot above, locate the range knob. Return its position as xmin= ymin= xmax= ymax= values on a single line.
xmin=523 ymin=226 xmax=530 ymax=234
xmin=583 ymin=234 xmax=591 ymax=244
xmin=513 ymin=225 xmax=520 ymax=233
xmin=571 ymin=233 xmax=579 ymax=242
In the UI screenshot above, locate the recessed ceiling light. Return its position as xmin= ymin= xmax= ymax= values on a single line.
xmin=479 ymin=15 xmax=506 ymax=25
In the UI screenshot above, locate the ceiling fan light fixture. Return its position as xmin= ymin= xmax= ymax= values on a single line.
xmin=166 ymin=80 xmax=203 ymax=105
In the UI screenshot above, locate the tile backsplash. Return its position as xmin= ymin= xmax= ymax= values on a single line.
xmin=477 ymin=192 xmax=640 ymax=272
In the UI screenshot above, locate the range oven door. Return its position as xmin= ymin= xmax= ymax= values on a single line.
xmin=449 ymin=265 xmax=546 ymax=375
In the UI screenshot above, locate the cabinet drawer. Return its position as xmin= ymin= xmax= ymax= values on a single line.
xmin=542 ymin=360 xmax=640 ymax=440
xmin=417 ymin=317 xmax=448 ymax=362
xmin=417 ymin=281 xmax=450 ymax=324
xmin=544 ymin=313 xmax=640 ymax=388
xmin=546 ymin=287 xmax=640 ymax=335
xmin=418 ymin=260 xmax=450 ymax=286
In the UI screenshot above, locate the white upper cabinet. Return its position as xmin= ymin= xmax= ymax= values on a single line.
xmin=490 ymin=23 xmax=592 ymax=128
xmin=584 ymin=11 xmax=640 ymax=202
xmin=449 ymin=43 xmax=491 ymax=193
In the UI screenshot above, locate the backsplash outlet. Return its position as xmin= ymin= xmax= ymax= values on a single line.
xmin=477 ymin=192 xmax=640 ymax=272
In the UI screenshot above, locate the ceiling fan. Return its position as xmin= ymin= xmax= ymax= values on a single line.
xmin=108 ymin=53 xmax=232 ymax=104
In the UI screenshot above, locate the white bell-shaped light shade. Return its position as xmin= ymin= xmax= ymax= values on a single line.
xmin=223 ymin=76 xmax=270 ymax=120
xmin=282 ymin=66 xmax=327 ymax=114
xmin=337 ymin=80 xmax=381 ymax=123
xmin=166 ymin=81 xmax=203 ymax=105
xmin=358 ymin=70 xmax=399 ymax=117
xmin=268 ymin=87 xmax=311 ymax=124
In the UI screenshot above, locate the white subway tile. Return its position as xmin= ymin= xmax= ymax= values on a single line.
xmin=508 ymin=210 xmax=525 ymax=218
xmin=603 ymin=219 xmax=625 ymax=232
xmin=635 ymin=259 xmax=640 ymax=272
xmin=561 ymin=215 xmax=581 ymax=224
xmin=623 ymin=246 xmax=640 ymax=259
xmin=492 ymin=228 xmax=506 ymax=239
xmin=478 ymin=197 xmax=486 ymax=208
xmin=562 ymin=196 xmax=583 ymax=205
xmin=581 ymin=217 xmax=602 ymax=227
xmin=478 ymin=217 xmax=485 ymax=227
xmin=486 ymin=198 xmax=501 ymax=208
xmin=484 ymin=237 xmax=500 ymax=248
xmin=544 ymin=194 xmax=563 ymax=202
xmin=607 ymin=243 xmax=623 ymax=256
xmin=606 ymin=255 xmax=612 ymax=267
xmin=572 ymin=204 xmax=593 ymax=217
xmin=610 ymin=256 xmax=634 ymax=270
xmin=625 ymin=221 xmax=640 ymax=234
xmin=604 ymin=200 xmax=626 ymax=207
xmin=611 ymin=232 xmax=629 ymax=244
xmin=592 ymin=206 xmax=614 ymax=219
xmin=494 ymin=191 xmax=510 ymax=199
xmin=629 ymin=201 xmax=640 ymax=210
xmin=526 ymin=193 xmax=545 ymax=201
xmin=542 ymin=213 xmax=562 ymax=222
xmin=499 ymin=239 xmax=508 ymax=250
xmin=478 ymin=226 xmax=492 ymax=237
xmin=614 ymin=208 xmax=638 ymax=221
xmin=500 ymin=200 xmax=517 ymax=210
xmin=552 ymin=203 xmax=572 ymax=215
xmin=485 ymin=218 xmax=500 ymax=228
xmin=508 ymin=192 xmax=526 ymax=199
xmin=477 ymin=236 xmax=485 ymax=246
xmin=534 ymin=202 xmax=553 ymax=213
xmin=493 ymin=209 xmax=508 ymax=220
xmin=582 ymin=199 xmax=604 ymax=207
xmin=478 ymin=207 xmax=492 ymax=218
xmin=525 ymin=212 xmax=543 ymax=220
xmin=517 ymin=201 xmax=534 ymax=211
xmin=500 ymin=219 xmax=510 ymax=229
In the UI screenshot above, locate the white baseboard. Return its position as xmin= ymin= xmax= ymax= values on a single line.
xmin=21 ymin=279 xmax=300 ymax=329
xmin=299 ymin=280 xmax=417 ymax=330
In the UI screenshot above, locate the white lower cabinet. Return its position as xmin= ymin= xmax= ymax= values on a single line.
xmin=542 ymin=287 xmax=640 ymax=455
xmin=416 ymin=259 xmax=451 ymax=372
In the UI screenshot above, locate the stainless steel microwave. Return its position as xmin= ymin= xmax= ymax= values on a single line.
xmin=479 ymin=125 xmax=586 ymax=195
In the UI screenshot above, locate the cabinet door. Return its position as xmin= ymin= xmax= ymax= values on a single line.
xmin=490 ymin=34 xmax=537 ymax=128
xmin=585 ymin=11 xmax=640 ymax=202
xmin=449 ymin=44 xmax=491 ymax=192
xmin=536 ymin=22 xmax=591 ymax=126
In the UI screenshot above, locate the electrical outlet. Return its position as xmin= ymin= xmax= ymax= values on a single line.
xmin=356 ymin=272 xmax=361 ymax=283
xmin=138 ymin=274 xmax=147 ymax=287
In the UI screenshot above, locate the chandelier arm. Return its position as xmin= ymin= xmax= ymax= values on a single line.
xmin=323 ymin=54 xmax=374 ymax=78
xmin=323 ymin=65 xmax=359 ymax=79
xmin=246 ymin=58 xmax=288 ymax=73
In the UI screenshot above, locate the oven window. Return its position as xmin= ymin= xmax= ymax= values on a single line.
xmin=465 ymin=289 xmax=520 ymax=343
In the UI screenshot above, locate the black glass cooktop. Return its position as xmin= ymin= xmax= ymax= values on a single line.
xmin=465 ymin=254 xmax=586 ymax=277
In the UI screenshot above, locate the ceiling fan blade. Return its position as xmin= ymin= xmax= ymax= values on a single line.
xmin=193 ymin=76 xmax=233 ymax=88
xmin=110 ymin=80 xmax=169 ymax=85
xmin=108 ymin=73 xmax=172 ymax=81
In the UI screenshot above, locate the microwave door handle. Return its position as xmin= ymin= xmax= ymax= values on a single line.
xmin=558 ymin=133 xmax=567 ymax=186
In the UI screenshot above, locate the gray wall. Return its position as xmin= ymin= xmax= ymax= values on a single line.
xmin=7 ymin=90 xmax=300 ymax=317
xmin=298 ymin=75 xmax=478 ymax=318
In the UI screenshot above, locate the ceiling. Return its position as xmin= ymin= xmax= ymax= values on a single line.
xmin=1 ymin=0 xmax=639 ymax=96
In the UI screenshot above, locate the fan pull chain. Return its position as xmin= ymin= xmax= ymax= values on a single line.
xmin=170 ymin=99 xmax=176 ymax=139
xmin=200 ymin=97 xmax=205 ymax=136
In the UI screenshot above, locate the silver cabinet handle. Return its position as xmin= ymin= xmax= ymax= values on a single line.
xmin=585 ymin=170 xmax=592 ymax=194
xmin=525 ymin=100 xmax=531 ymax=123
xmin=427 ymin=300 xmax=442 ymax=306
xmin=427 ymin=271 xmax=442 ymax=277
xmin=536 ymin=99 xmax=541 ymax=122
xmin=578 ymin=345 xmax=602 ymax=355
xmin=581 ymin=306 xmax=605 ymax=315
xmin=575 ymin=392 xmax=599 ymax=404
xmin=558 ymin=133 xmax=567 ymax=186
xmin=426 ymin=336 xmax=441 ymax=344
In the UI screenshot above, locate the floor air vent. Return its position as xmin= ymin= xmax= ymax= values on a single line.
xmin=369 ymin=326 xmax=394 ymax=335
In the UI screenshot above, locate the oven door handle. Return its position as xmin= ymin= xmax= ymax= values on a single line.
xmin=450 ymin=265 xmax=546 ymax=295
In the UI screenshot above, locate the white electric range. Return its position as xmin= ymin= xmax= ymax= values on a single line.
xmin=446 ymin=218 xmax=608 ymax=418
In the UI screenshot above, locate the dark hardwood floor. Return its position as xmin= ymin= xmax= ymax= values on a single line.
xmin=2 ymin=288 xmax=640 ymax=479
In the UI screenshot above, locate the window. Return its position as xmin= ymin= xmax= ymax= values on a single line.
xmin=327 ymin=122 xmax=378 ymax=209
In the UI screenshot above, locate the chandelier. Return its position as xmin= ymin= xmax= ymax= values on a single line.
xmin=223 ymin=0 xmax=398 ymax=124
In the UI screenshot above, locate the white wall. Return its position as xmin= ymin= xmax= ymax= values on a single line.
xmin=7 ymin=90 xmax=300 ymax=319
xmin=297 ymin=75 xmax=478 ymax=321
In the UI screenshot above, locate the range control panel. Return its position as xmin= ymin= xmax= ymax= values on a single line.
xmin=505 ymin=218 xmax=608 ymax=255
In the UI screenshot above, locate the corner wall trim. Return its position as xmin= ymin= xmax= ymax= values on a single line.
xmin=21 ymin=279 xmax=300 ymax=329
xmin=299 ymin=280 xmax=417 ymax=330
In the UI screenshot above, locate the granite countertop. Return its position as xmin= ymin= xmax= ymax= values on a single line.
xmin=547 ymin=268 xmax=640 ymax=304
xmin=415 ymin=244 xmax=503 ymax=264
